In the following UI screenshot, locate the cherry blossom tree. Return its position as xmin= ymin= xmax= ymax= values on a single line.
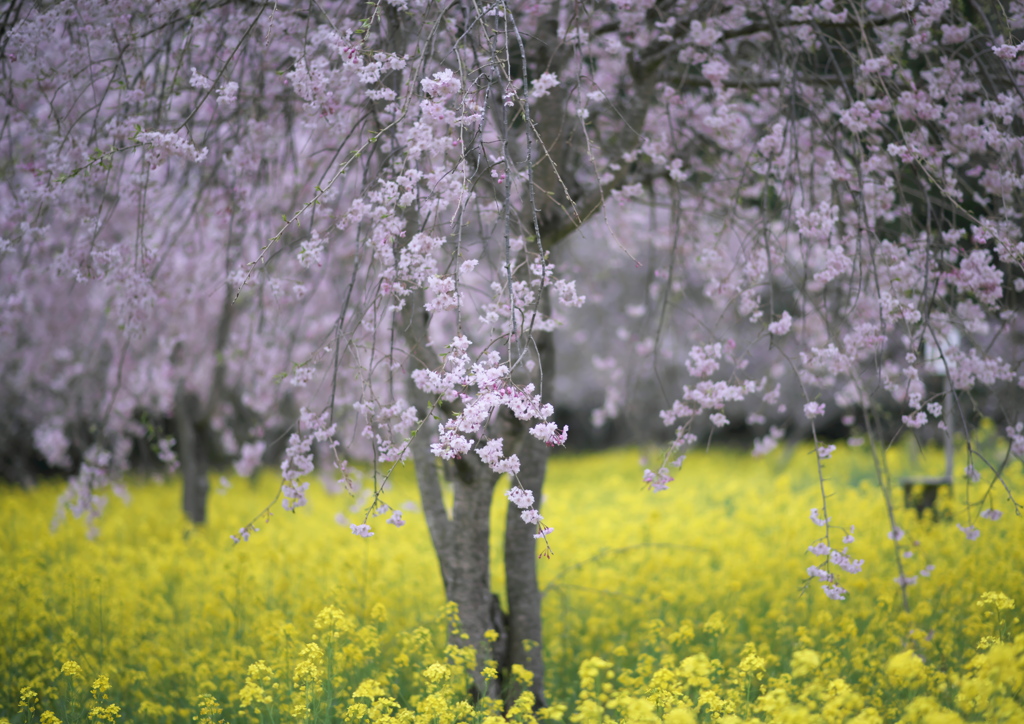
xmin=3 ymin=0 xmax=1024 ymax=704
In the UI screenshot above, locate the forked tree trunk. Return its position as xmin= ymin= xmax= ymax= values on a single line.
xmin=402 ymin=289 xmax=552 ymax=704
xmin=402 ymin=294 xmax=503 ymax=698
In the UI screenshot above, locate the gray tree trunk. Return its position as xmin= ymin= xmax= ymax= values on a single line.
xmin=446 ymin=455 xmax=503 ymax=698
xmin=503 ymin=432 xmax=548 ymax=707
xmin=498 ymin=282 xmax=556 ymax=708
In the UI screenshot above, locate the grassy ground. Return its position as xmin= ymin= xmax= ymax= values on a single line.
xmin=1 ymin=439 xmax=1022 ymax=723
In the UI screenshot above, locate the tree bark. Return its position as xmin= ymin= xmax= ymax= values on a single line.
xmin=447 ymin=455 xmax=503 ymax=699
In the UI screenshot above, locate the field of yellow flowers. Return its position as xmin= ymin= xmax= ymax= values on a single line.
xmin=1 ymin=441 xmax=1022 ymax=724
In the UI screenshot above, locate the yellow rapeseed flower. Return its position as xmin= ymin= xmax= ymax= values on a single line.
xmin=60 ymin=661 xmax=83 ymax=679
xmin=885 ymin=650 xmax=928 ymax=688
xmin=2 ymin=444 xmax=1022 ymax=722
xmin=662 ymin=706 xmax=696 ymax=724
xmin=737 ymin=642 xmax=766 ymax=678
xmin=702 ymin=611 xmax=726 ymax=637
xmin=353 ymin=679 xmax=387 ymax=699
xmin=87 ymin=704 xmax=120 ymax=723
xmin=511 ymin=664 xmax=534 ymax=686
xmin=978 ymin=591 xmax=1016 ymax=611
xmin=790 ymin=649 xmax=821 ymax=678
xmin=90 ymin=675 xmax=111 ymax=698
xmin=422 ymin=663 xmax=450 ymax=684
xmin=18 ymin=688 xmax=38 ymax=713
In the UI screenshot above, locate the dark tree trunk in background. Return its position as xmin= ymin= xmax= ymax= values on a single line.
xmin=175 ymin=282 xmax=234 ymax=524
xmin=175 ymin=386 xmax=209 ymax=525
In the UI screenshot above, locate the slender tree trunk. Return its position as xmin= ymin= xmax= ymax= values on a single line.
xmin=502 ymin=283 xmax=555 ymax=707
xmin=504 ymin=432 xmax=547 ymax=707
xmin=175 ymin=386 xmax=209 ymax=524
